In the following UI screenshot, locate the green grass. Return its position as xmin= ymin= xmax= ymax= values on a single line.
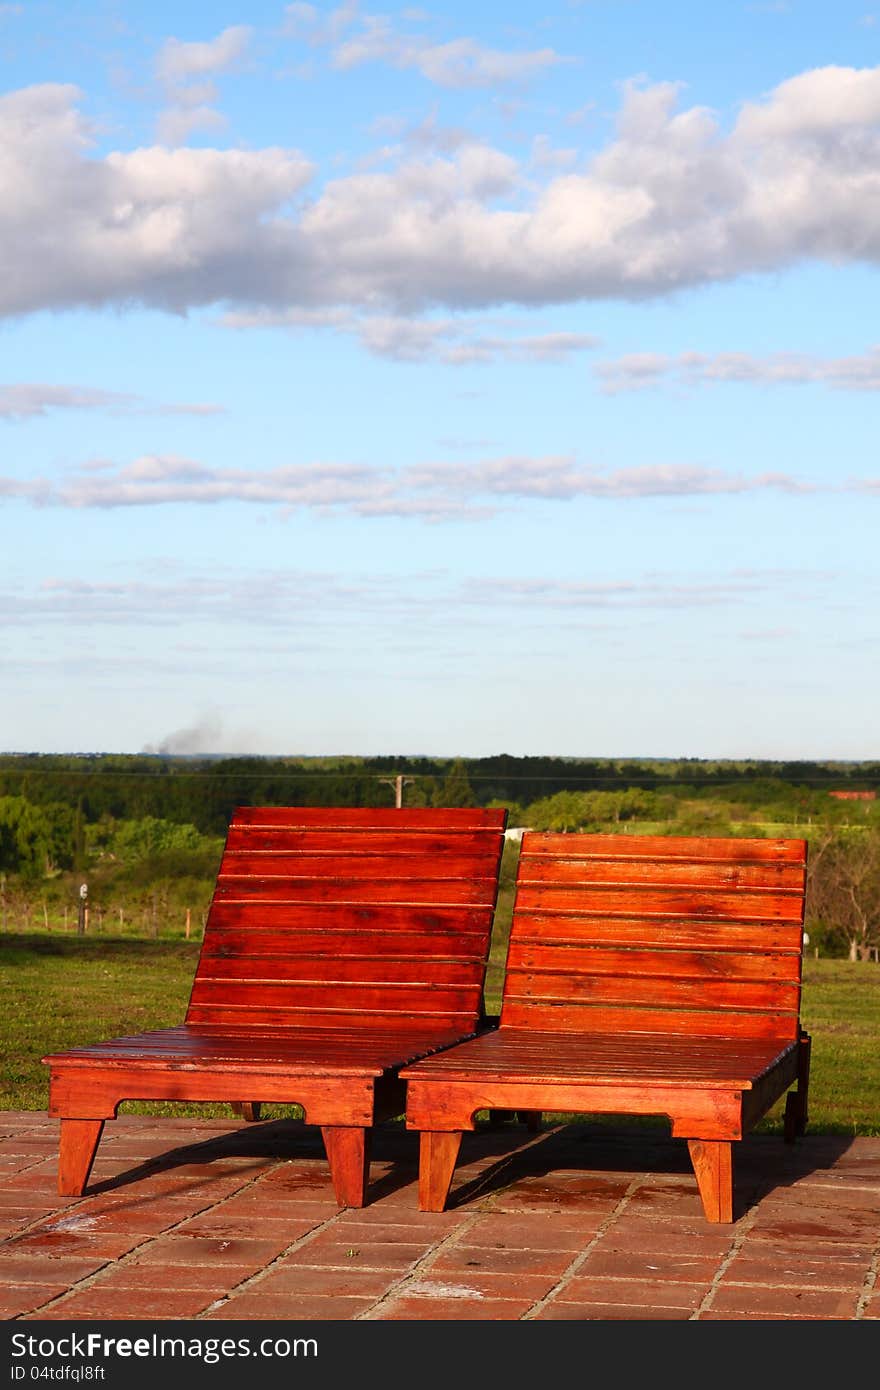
xmin=2 ymin=934 xmax=878 ymax=1135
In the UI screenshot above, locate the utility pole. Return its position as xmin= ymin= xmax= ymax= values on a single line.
xmin=378 ymin=774 xmax=415 ymax=808
xmin=77 ymin=882 xmax=88 ymax=936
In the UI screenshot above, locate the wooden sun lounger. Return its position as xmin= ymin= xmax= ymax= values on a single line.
xmin=43 ymin=805 xmax=507 ymax=1206
xmin=402 ymin=831 xmax=811 ymax=1223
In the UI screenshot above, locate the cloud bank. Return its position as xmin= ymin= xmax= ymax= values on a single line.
xmin=2 ymin=64 xmax=880 ymax=318
xmin=0 ymin=453 xmax=817 ymax=522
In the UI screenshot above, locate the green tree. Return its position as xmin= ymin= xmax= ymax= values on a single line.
xmin=433 ymin=759 xmax=476 ymax=808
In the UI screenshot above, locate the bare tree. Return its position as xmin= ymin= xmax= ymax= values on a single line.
xmin=806 ymin=828 xmax=880 ymax=961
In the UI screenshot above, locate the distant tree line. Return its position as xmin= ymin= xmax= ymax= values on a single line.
xmin=1 ymin=753 xmax=878 ymax=959
xmin=1 ymin=752 xmax=878 ymax=839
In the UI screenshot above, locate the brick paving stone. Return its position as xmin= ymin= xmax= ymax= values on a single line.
xmin=552 ymin=1276 xmax=708 ymax=1310
xmin=0 ymin=1283 xmax=70 ymax=1316
xmin=533 ymin=1301 xmax=691 ymax=1320
xmin=720 ymin=1252 xmax=871 ymax=1289
xmin=204 ymin=1293 xmax=375 ymax=1319
xmin=591 ymin=1218 xmax=735 ymax=1256
xmin=0 ymin=1187 xmax=78 ymax=1207
xmin=0 ymin=1253 xmax=109 ymax=1285
xmin=126 ymin=1234 xmax=294 ymax=1266
xmin=746 ymin=1208 xmax=880 ymax=1244
xmin=213 ymin=1197 xmax=340 ymax=1222
xmin=241 ymin=1264 xmax=398 ymax=1298
xmin=59 ymin=1203 xmax=201 ymax=1234
xmin=620 ymin=1187 xmax=719 ymax=1219
xmin=459 ymin=1213 xmax=603 ymax=1250
xmin=371 ymin=1296 xmax=534 ymax=1320
xmin=278 ymin=1237 xmax=428 ymax=1271
xmin=395 ymin=1271 xmax=558 ymax=1301
xmin=488 ymin=1186 xmax=626 ymax=1214
xmin=430 ymin=1245 xmax=574 ymax=1278
xmin=87 ymin=1261 xmax=259 ymax=1291
xmin=574 ymin=1248 xmax=723 ymax=1282
xmin=706 ymin=1284 xmax=862 ymax=1318
xmin=334 ymin=1206 xmax=468 ymax=1234
xmin=174 ymin=1213 xmax=322 ymax=1241
xmin=24 ymin=1287 xmax=217 ymax=1319
xmin=0 ymin=1227 xmax=145 ymax=1259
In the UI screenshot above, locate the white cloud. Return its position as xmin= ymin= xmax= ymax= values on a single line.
xmin=155 ymin=26 xmax=251 ymax=147
xmin=0 ymin=85 xmax=314 ymax=315
xmin=334 ymin=27 xmax=563 ymax=88
xmin=0 ymin=383 xmax=223 ymax=420
xmin=156 ymin=104 xmax=227 ymax=146
xmin=3 ymin=65 xmax=880 ymax=316
xmin=285 ymin=7 xmax=564 ymax=88
xmin=596 ymin=348 xmax=880 ymax=393
xmin=156 ymin=26 xmax=252 ymax=83
xmin=0 ymin=453 xmax=818 ymax=522
xmin=221 ymin=305 xmax=599 ymax=363
xmin=1 ymin=565 xmax=826 ymax=640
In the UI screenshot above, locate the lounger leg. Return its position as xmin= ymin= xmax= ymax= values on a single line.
xmin=231 ymin=1103 xmax=262 ymax=1122
xmin=784 ymin=1031 xmax=811 ymax=1143
xmin=58 ymin=1119 xmax=105 ymax=1196
xmin=518 ymin=1111 xmax=541 ymax=1133
xmin=418 ymin=1131 xmax=463 ymax=1212
xmin=321 ymin=1126 xmax=371 ymax=1207
xmin=687 ymin=1139 xmax=734 ymax=1223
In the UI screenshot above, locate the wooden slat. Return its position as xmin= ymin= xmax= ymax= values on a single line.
xmin=503 ymin=970 xmax=800 ymax=1012
xmin=513 ymin=884 xmax=805 ymax=922
xmin=186 ymin=1004 xmax=477 ymax=1029
xmin=510 ymin=913 xmax=804 ymax=952
xmin=201 ymin=929 xmax=491 ymax=958
xmin=196 ymin=958 xmax=485 ymax=985
xmin=521 ymin=833 xmax=806 ymax=863
xmin=505 ymin=942 xmax=802 ymax=982
xmin=401 ymin=1027 xmax=796 ymax=1085
xmin=224 ymin=828 xmax=503 ymax=854
xmin=188 ymin=981 xmax=482 ymax=1011
xmin=212 ymin=877 xmax=496 ymax=906
xmin=205 ymin=903 xmax=492 ymax=934
xmin=518 ymin=857 xmax=804 ymax=891
xmin=500 ymin=998 xmax=799 ymax=1040
xmin=217 ymin=852 xmax=497 ymax=878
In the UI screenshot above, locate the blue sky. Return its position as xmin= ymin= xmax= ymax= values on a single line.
xmin=2 ymin=1 xmax=878 ymax=760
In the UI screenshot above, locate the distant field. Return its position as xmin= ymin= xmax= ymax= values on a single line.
xmin=2 ymin=934 xmax=878 ymax=1134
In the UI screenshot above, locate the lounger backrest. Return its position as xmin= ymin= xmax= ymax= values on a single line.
xmin=499 ymin=832 xmax=807 ymax=1041
xmin=186 ymin=806 xmax=507 ymax=1033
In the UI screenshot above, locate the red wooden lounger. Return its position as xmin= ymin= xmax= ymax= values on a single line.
xmin=402 ymin=831 xmax=811 ymax=1223
xmin=43 ymin=805 xmax=507 ymax=1206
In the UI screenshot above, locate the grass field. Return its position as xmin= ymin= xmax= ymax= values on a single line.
xmin=2 ymin=932 xmax=878 ymax=1135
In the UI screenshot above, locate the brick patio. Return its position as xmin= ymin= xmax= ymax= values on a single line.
xmin=1 ymin=1111 xmax=878 ymax=1321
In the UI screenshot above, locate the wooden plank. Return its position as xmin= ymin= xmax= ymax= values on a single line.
xmin=518 ymin=857 xmax=805 ymax=891
xmin=217 ymin=852 xmax=498 ymax=878
xmin=212 ymin=877 xmax=497 ymax=905
xmin=509 ymin=913 xmax=804 ymax=952
xmin=224 ymin=828 xmax=504 ymax=854
xmin=205 ymin=903 xmax=493 ymax=934
xmin=195 ymin=958 xmax=486 ymax=985
xmin=503 ymin=970 xmax=801 ymax=1012
xmin=521 ymin=833 xmax=806 ymax=862
xmin=505 ymin=942 xmax=803 ymax=982
xmin=400 ymin=1028 xmax=796 ymax=1085
xmin=499 ymin=998 xmax=799 ymax=1039
xmin=185 ymin=1004 xmax=478 ymax=1029
xmin=513 ymin=884 xmax=805 ymax=922
xmin=200 ymin=929 xmax=491 ymax=958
